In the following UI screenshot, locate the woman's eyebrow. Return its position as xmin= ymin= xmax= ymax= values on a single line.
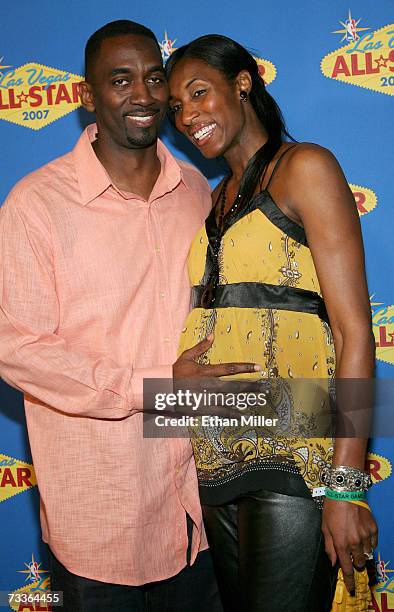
xmin=186 ymin=77 xmax=201 ymax=87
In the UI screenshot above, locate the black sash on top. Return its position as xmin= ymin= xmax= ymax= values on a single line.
xmin=192 ymin=281 xmax=329 ymax=324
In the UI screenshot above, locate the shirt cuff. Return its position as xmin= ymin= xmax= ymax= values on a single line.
xmin=130 ymin=365 xmax=173 ymax=413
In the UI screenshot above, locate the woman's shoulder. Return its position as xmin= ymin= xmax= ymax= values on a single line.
xmin=283 ymin=142 xmax=342 ymax=180
xmin=278 ymin=142 xmax=351 ymax=217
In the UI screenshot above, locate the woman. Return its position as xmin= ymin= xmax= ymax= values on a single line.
xmin=166 ymin=35 xmax=377 ymax=612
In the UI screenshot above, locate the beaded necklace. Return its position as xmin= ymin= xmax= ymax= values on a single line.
xmin=200 ymin=177 xmax=242 ymax=308
xmin=200 ymin=163 xmax=270 ymax=308
xmin=216 ymin=175 xmax=242 ymax=231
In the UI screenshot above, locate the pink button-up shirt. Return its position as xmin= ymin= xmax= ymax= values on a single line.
xmin=0 ymin=124 xmax=211 ymax=585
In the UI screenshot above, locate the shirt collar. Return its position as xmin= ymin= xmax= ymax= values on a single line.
xmin=73 ymin=124 xmax=187 ymax=206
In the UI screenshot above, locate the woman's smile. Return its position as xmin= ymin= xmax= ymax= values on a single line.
xmin=190 ymin=122 xmax=217 ymax=145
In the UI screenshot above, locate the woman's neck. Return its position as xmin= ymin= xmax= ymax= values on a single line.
xmin=223 ymin=114 xmax=269 ymax=181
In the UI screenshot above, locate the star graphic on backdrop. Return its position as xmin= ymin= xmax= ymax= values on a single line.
xmin=0 ymin=55 xmax=12 ymax=77
xmin=375 ymin=552 xmax=394 ymax=589
xmin=0 ymin=55 xmax=12 ymax=70
xmin=332 ymin=9 xmax=370 ymax=42
xmin=370 ymin=295 xmax=384 ymax=309
xmin=375 ymin=55 xmax=389 ymax=69
xmin=17 ymin=92 xmax=29 ymax=104
xmin=18 ymin=554 xmax=48 ymax=583
xmin=159 ymin=31 xmax=177 ymax=61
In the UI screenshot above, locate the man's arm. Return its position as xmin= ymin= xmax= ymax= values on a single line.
xmin=0 ymin=200 xmax=170 ymax=419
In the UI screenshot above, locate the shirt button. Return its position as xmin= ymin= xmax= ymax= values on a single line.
xmin=164 ymin=337 xmax=170 ymax=343
xmin=155 ymin=246 xmax=161 ymax=253
xmin=160 ymin=291 xmax=165 ymax=298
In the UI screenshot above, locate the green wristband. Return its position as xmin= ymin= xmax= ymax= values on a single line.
xmin=325 ymin=488 xmax=366 ymax=501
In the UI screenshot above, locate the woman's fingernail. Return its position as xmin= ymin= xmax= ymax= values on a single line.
xmin=206 ymin=333 xmax=214 ymax=341
xmin=254 ymin=364 xmax=262 ymax=371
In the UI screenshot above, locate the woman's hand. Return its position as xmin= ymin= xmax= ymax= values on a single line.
xmin=322 ymin=499 xmax=378 ymax=594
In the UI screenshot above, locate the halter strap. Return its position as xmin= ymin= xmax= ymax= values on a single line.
xmin=266 ymin=144 xmax=298 ymax=189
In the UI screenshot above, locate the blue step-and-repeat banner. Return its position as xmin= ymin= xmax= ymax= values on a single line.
xmin=0 ymin=1 xmax=393 ymax=610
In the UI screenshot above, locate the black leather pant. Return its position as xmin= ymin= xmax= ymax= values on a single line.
xmin=202 ymin=489 xmax=337 ymax=612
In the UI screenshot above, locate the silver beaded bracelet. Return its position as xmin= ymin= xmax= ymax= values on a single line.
xmin=321 ymin=465 xmax=372 ymax=492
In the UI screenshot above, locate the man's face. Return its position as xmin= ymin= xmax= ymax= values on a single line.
xmin=84 ymin=34 xmax=168 ymax=150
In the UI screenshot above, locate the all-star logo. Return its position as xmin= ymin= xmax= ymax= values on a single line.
xmin=321 ymin=22 xmax=394 ymax=96
xmin=0 ymin=62 xmax=82 ymax=130
xmin=160 ymin=31 xmax=177 ymax=62
xmin=160 ymin=33 xmax=276 ymax=85
xmin=349 ymin=184 xmax=378 ymax=217
xmin=371 ymin=297 xmax=394 ymax=366
xmin=375 ymin=554 xmax=394 ymax=591
xmin=332 ymin=10 xmax=370 ymax=43
xmin=0 ymin=453 xmax=36 ymax=502
xmin=7 ymin=554 xmax=53 ymax=612
xmin=19 ymin=554 xmax=49 ymax=590
xmin=370 ymin=554 xmax=394 ymax=611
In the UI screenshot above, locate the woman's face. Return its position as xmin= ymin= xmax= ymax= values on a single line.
xmin=168 ymin=57 xmax=246 ymax=158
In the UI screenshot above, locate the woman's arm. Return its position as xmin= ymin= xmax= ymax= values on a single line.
xmin=282 ymin=143 xmax=378 ymax=595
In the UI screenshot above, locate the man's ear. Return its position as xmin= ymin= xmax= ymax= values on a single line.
xmin=78 ymin=81 xmax=95 ymax=113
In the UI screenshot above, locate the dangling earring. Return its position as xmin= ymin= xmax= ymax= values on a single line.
xmin=240 ymin=90 xmax=248 ymax=102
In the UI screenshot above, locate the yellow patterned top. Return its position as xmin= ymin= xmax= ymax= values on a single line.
xmin=179 ymin=174 xmax=336 ymax=503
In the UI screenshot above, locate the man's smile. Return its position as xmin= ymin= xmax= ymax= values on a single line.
xmin=124 ymin=110 xmax=159 ymax=127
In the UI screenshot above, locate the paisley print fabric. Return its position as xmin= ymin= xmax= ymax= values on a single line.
xmin=179 ymin=178 xmax=336 ymax=504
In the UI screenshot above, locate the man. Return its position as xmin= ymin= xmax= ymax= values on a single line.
xmin=0 ymin=20 xmax=255 ymax=611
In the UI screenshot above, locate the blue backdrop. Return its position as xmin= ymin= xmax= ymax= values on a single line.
xmin=0 ymin=1 xmax=393 ymax=610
